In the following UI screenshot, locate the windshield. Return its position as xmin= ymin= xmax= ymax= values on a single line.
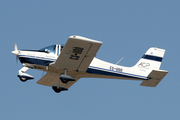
xmin=39 ymin=45 xmax=56 ymax=54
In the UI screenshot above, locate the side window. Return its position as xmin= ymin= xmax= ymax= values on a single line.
xmin=53 ymin=46 xmax=56 ymax=54
xmin=57 ymin=45 xmax=59 ymax=56
xmin=39 ymin=45 xmax=56 ymax=54
xmin=49 ymin=45 xmax=55 ymax=54
xmin=61 ymin=45 xmax=64 ymax=52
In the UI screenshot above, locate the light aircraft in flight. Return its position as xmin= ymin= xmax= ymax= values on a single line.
xmin=12 ymin=36 xmax=168 ymax=93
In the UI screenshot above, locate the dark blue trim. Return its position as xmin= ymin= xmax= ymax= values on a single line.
xmin=86 ymin=66 xmax=147 ymax=80
xmin=142 ymin=55 xmax=162 ymax=62
xmin=20 ymin=50 xmax=40 ymax=52
xmin=19 ymin=55 xmax=56 ymax=61
xmin=19 ymin=56 xmax=55 ymax=66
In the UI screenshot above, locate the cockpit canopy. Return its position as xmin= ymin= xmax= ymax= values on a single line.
xmin=39 ymin=45 xmax=56 ymax=54
xmin=38 ymin=44 xmax=64 ymax=55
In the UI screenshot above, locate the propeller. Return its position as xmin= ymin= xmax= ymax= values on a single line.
xmin=14 ymin=43 xmax=18 ymax=51
xmin=11 ymin=43 xmax=20 ymax=63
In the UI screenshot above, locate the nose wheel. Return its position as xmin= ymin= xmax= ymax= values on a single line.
xmin=19 ymin=77 xmax=27 ymax=82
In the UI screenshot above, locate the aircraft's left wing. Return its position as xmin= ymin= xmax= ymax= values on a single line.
xmin=36 ymin=72 xmax=80 ymax=88
xmin=50 ymin=35 xmax=102 ymax=72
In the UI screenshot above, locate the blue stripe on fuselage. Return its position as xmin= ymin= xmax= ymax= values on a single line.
xmin=86 ymin=66 xmax=147 ymax=80
xmin=19 ymin=55 xmax=147 ymax=80
xmin=19 ymin=55 xmax=56 ymax=66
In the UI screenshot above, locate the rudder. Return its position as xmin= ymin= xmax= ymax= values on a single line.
xmin=133 ymin=47 xmax=165 ymax=70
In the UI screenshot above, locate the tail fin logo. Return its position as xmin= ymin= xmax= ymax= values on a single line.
xmin=138 ymin=62 xmax=150 ymax=69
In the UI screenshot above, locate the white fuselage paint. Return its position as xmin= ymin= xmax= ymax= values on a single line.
xmin=18 ymin=49 xmax=149 ymax=81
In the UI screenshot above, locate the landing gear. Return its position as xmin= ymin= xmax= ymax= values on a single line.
xmin=60 ymin=69 xmax=75 ymax=84
xmin=60 ymin=74 xmax=75 ymax=84
xmin=17 ymin=67 xmax=34 ymax=82
xmin=52 ymin=85 xmax=68 ymax=93
xmin=19 ymin=77 xmax=27 ymax=82
xmin=52 ymin=69 xmax=75 ymax=93
xmin=52 ymin=85 xmax=62 ymax=93
xmin=61 ymin=78 xmax=68 ymax=84
xmin=18 ymin=73 xmax=34 ymax=82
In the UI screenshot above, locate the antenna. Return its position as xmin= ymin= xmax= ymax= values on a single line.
xmin=116 ymin=57 xmax=124 ymax=65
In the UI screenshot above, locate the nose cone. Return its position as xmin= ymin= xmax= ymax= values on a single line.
xmin=11 ymin=50 xmax=19 ymax=55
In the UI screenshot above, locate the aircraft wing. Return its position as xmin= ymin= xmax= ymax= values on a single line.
xmin=50 ymin=35 xmax=102 ymax=72
xmin=36 ymin=72 xmax=80 ymax=88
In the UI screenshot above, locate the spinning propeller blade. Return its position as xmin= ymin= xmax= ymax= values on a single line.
xmin=14 ymin=43 xmax=18 ymax=51
xmin=12 ymin=43 xmax=19 ymax=63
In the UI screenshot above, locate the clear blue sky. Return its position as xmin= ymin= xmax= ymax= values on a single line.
xmin=1 ymin=1 xmax=180 ymax=120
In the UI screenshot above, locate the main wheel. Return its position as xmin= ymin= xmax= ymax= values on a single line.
xmin=60 ymin=74 xmax=75 ymax=84
xmin=61 ymin=79 xmax=68 ymax=84
xmin=52 ymin=85 xmax=61 ymax=93
xmin=19 ymin=77 xmax=27 ymax=82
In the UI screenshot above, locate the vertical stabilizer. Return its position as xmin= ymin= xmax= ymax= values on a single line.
xmin=133 ymin=47 xmax=165 ymax=70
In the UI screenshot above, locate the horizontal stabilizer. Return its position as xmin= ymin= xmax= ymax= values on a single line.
xmin=140 ymin=70 xmax=168 ymax=87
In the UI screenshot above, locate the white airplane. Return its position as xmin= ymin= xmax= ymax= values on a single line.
xmin=12 ymin=36 xmax=168 ymax=93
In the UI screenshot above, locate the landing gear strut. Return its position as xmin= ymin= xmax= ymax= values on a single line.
xmin=52 ymin=69 xmax=75 ymax=93
xmin=17 ymin=67 xmax=34 ymax=82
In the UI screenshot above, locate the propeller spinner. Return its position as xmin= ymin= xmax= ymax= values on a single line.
xmin=11 ymin=43 xmax=19 ymax=55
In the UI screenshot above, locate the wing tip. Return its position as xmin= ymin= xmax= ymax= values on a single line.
xmin=69 ymin=35 xmax=103 ymax=44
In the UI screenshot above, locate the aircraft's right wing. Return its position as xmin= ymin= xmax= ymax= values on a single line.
xmin=36 ymin=72 xmax=80 ymax=89
xmin=37 ymin=36 xmax=102 ymax=89
xmin=50 ymin=35 xmax=102 ymax=72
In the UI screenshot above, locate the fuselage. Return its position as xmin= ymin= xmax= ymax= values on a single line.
xmin=17 ymin=44 xmax=148 ymax=81
xmin=11 ymin=36 xmax=168 ymax=93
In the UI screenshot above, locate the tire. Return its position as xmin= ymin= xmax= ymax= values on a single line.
xmin=61 ymin=79 xmax=68 ymax=84
xmin=52 ymin=85 xmax=61 ymax=93
xmin=20 ymin=77 xmax=27 ymax=82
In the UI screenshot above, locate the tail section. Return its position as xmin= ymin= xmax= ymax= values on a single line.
xmin=140 ymin=70 xmax=168 ymax=87
xmin=133 ymin=47 xmax=165 ymax=70
xmin=133 ymin=47 xmax=168 ymax=87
